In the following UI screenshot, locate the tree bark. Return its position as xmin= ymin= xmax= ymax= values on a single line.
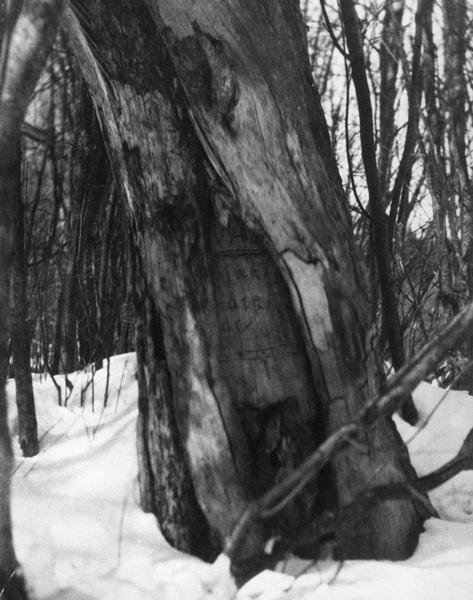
xmin=135 ymin=283 xmax=217 ymax=559
xmin=65 ymin=1 xmax=261 ymax=558
xmin=146 ymin=0 xmax=423 ymax=558
xmin=10 ymin=186 xmax=39 ymax=457
xmin=66 ymin=0 xmax=423 ymax=561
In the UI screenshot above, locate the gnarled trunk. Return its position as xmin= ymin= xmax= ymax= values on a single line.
xmin=66 ymin=0 xmax=423 ymax=561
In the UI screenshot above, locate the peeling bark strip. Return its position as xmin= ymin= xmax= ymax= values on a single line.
xmin=144 ymin=0 xmax=423 ymax=558
xmin=0 ymin=0 xmax=63 ymax=595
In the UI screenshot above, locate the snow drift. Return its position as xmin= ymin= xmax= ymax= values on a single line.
xmin=6 ymin=353 xmax=473 ymax=599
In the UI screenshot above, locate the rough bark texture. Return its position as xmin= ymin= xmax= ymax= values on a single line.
xmin=0 ymin=0 xmax=63 ymax=596
xmin=135 ymin=285 xmax=216 ymax=559
xmin=66 ymin=0 xmax=423 ymax=561
xmin=143 ymin=0 xmax=423 ymax=559
xmin=65 ymin=0 xmax=261 ymax=558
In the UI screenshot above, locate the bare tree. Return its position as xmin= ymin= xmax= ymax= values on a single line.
xmin=0 ymin=1 xmax=63 ymax=596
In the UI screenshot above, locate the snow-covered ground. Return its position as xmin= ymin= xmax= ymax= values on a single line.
xmin=7 ymin=353 xmax=473 ymax=599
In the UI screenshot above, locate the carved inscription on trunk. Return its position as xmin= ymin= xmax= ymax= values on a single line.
xmin=211 ymin=216 xmax=317 ymax=411
xmin=210 ymin=214 xmax=324 ymax=513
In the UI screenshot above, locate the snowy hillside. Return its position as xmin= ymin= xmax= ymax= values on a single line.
xmin=7 ymin=354 xmax=473 ymax=599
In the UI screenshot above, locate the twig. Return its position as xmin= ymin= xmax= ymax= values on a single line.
xmin=319 ymin=0 xmax=350 ymax=58
xmin=0 ymin=569 xmax=16 ymax=599
xmin=404 ymin=359 xmax=473 ymax=448
xmin=418 ymin=427 xmax=473 ymax=491
xmin=366 ymin=303 xmax=473 ymax=419
xmin=20 ymin=121 xmax=51 ymax=143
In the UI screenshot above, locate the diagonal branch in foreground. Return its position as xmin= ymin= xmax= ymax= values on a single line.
xmin=225 ymin=301 xmax=473 ymax=561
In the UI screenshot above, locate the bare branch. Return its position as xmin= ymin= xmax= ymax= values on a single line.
xmin=319 ymin=0 xmax=350 ymax=58
xmin=225 ymin=301 xmax=473 ymax=561
xmin=20 ymin=121 xmax=50 ymax=143
xmin=418 ymin=427 xmax=473 ymax=491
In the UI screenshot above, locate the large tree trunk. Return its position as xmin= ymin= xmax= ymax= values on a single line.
xmin=66 ymin=0 xmax=423 ymax=561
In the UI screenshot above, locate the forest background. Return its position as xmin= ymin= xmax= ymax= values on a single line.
xmin=12 ymin=0 xmax=473 ymax=396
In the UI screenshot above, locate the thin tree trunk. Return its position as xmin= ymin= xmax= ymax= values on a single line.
xmin=379 ymin=0 xmax=405 ymax=196
xmin=422 ymin=6 xmax=460 ymax=317
xmin=340 ymin=0 xmax=418 ymax=423
xmin=442 ymin=0 xmax=473 ymax=391
xmin=10 ymin=184 xmax=39 ymax=457
xmin=387 ymin=0 xmax=432 ymax=235
xmin=0 ymin=1 xmax=64 ymax=595
xmin=62 ymin=240 xmax=79 ymax=374
xmin=50 ymin=289 xmax=63 ymax=376
xmin=0 ymin=132 xmax=27 ymax=600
